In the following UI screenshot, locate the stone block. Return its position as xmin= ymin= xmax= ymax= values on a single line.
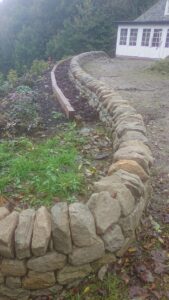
xmin=0 ymin=208 xmax=9 ymax=221
xmin=87 ymin=191 xmax=121 ymax=234
xmin=1 ymin=259 xmax=27 ymax=277
xmin=108 ymin=160 xmax=149 ymax=182
xmin=51 ymin=203 xmax=72 ymax=254
xmin=27 ymin=251 xmax=66 ymax=272
xmin=102 ymin=225 xmax=125 ymax=252
xmin=32 ymin=206 xmax=51 ymax=257
xmin=0 ymin=212 xmax=19 ymax=258
xmin=69 ymin=203 xmax=97 ymax=247
xmin=22 ymin=271 xmax=56 ymax=290
xmin=91 ymin=253 xmax=116 ymax=272
xmin=69 ymin=237 xmax=105 ymax=266
xmin=119 ymin=197 xmax=146 ymax=237
xmin=6 ymin=277 xmax=21 ymax=289
xmin=15 ymin=209 xmax=35 ymax=259
xmin=0 ymin=285 xmax=30 ymax=299
xmin=57 ymin=264 xmax=92 ymax=285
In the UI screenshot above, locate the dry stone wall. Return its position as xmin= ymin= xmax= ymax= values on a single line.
xmin=0 ymin=52 xmax=153 ymax=299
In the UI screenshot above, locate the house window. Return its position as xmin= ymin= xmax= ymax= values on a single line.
xmin=129 ymin=29 xmax=138 ymax=46
xmin=141 ymin=29 xmax=151 ymax=46
xmin=165 ymin=29 xmax=169 ymax=47
xmin=152 ymin=29 xmax=162 ymax=47
xmin=165 ymin=0 xmax=169 ymax=15
xmin=119 ymin=28 xmax=128 ymax=45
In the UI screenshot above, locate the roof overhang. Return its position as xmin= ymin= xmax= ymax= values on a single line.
xmin=114 ymin=20 xmax=169 ymax=25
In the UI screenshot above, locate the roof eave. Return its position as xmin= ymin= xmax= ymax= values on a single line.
xmin=114 ymin=20 xmax=169 ymax=25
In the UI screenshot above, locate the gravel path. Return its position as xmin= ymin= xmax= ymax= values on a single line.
xmin=83 ymin=56 xmax=169 ymax=208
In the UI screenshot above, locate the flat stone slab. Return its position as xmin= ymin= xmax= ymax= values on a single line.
xmin=22 ymin=271 xmax=56 ymax=290
xmin=69 ymin=203 xmax=98 ymax=247
xmin=27 ymin=252 xmax=66 ymax=272
xmin=87 ymin=191 xmax=121 ymax=234
xmin=0 ymin=207 xmax=10 ymax=221
xmin=57 ymin=264 xmax=92 ymax=285
xmin=102 ymin=225 xmax=125 ymax=252
xmin=0 ymin=212 xmax=19 ymax=258
xmin=51 ymin=203 xmax=72 ymax=254
xmin=1 ymin=259 xmax=27 ymax=277
xmin=32 ymin=206 xmax=51 ymax=257
xmin=15 ymin=209 xmax=35 ymax=259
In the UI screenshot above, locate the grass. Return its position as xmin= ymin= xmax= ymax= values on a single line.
xmin=0 ymin=123 xmax=86 ymax=207
xmin=149 ymin=57 xmax=169 ymax=75
xmin=63 ymin=273 xmax=129 ymax=300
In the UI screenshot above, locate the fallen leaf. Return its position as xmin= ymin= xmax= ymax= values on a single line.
xmin=135 ymin=264 xmax=154 ymax=283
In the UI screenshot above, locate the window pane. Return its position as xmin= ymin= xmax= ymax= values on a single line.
xmin=165 ymin=29 xmax=169 ymax=47
xmin=119 ymin=28 xmax=128 ymax=45
xmin=141 ymin=29 xmax=151 ymax=46
xmin=129 ymin=29 xmax=138 ymax=46
xmin=152 ymin=29 xmax=162 ymax=47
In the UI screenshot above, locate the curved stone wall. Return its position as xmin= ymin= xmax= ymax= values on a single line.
xmin=0 ymin=52 xmax=153 ymax=299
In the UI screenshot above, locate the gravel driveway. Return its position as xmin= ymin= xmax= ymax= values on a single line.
xmin=83 ymin=56 xmax=169 ymax=207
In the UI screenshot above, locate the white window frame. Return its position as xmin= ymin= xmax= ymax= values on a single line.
xmin=165 ymin=29 xmax=169 ymax=47
xmin=119 ymin=28 xmax=128 ymax=46
xmin=165 ymin=0 xmax=169 ymax=15
xmin=129 ymin=28 xmax=138 ymax=46
xmin=141 ymin=28 xmax=151 ymax=46
xmin=151 ymin=29 xmax=163 ymax=47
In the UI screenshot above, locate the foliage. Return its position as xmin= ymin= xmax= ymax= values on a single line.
xmin=0 ymin=125 xmax=85 ymax=207
xmin=0 ymin=81 xmax=11 ymax=97
xmin=7 ymin=69 xmax=18 ymax=87
xmin=0 ymin=0 xmax=156 ymax=73
xmin=16 ymin=85 xmax=33 ymax=94
xmin=149 ymin=58 xmax=169 ymax=75
xmin=0 ymin=72 xmax=4 ymax=86
xmin=30 ymin=59 xmax=49 ymax=76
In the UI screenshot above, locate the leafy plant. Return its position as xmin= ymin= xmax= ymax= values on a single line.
xmin=7 ymin=69 xmax=18 ymax=87
xmin=16 ymin=85 xmax=33 ymax=94
xmin=0 ymin=72 xmax=4 ymax=86
xmin=30 ymin=60 xmax=49 ymax=76
xmin=0 ymin=127 xmax=86 ymax=207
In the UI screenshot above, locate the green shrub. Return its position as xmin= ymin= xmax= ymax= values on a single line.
xmin=0 ymin=81 xmax=11 ymax=97
xmin=0 ymin=72 xmax=4 ymax=86
xmin=7 ymin=69 xmax=18 ymax=87
xmin=16 ymin=85 xmax=33 ymax=94
xmin=150 ymin=57 xmax=169 ymax=75
xmin=30 ymin=59 xmax=49 ymax=76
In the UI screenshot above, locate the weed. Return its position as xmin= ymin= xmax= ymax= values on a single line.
xmin=0 ymin=126 xmax=86 ymax=207
xmin=7 ymin=69 xmax=18 ymax=87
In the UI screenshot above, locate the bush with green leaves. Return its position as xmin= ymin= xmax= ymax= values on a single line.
xmin=7 ymin=69 xmax=18 ymax=87
xmin=0 ymin=72 xmax=4 ymax=86
xmin=16 ymin=85 xmax=33 ymax=95
xmin=30 ymin=60 xmax=49 ymax=76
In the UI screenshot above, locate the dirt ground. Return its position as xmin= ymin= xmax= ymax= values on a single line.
xmin=83 ymin=56 xmax=169 ymax=208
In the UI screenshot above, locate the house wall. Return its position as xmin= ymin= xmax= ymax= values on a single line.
xmin=116 ymin=24 xmax=169 ymax=59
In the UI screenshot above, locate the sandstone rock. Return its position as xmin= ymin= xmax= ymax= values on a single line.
xmin=112 ymin=105 xmax=137 ymax=120
xmin=22 ymin=271 xmax=56 ymax=290
xmin=102 ymin=225 xmax=125 ymax=252
xmin=57 ymin=264 xmax=92 ymax=285
xmin=91 ymin=253 xmax=116 ymax=272
xmin=0 ymin=285 xmax=30 ymax=299
xmin=108 ymin=160 xmax=149 ymax=182
xmin=114 ymin=131 xmax=148 ymax=151
xmin=115 ymin=114 xmax=144 ymax=128
xmin=116 ymin=235 xmax=135 ymax=257
xmin=119 ymin=140 xmax=152 ymax=155
xmin=112 ymin=170 xmax=145 ymax=199
xmin=94 ymin=174 xmax=123 ymax=193
xmin=0 ymin=272 xmax=4 ymax=284
xmin=15 ymin=209 xmax=35 ymax=259
xmin=0 ymin=212 xmax=19 ymax=258
xmin=69 ymin=203 xmax=98 ymax=247
xmin=119 ymin=197 xmax=146 ymax=236
xmin=116 ymin=121 xmax=146 ymax=138
xmin=0 ymin=208 xmax=9 ymax=221
xmin=87 ymin=191 xmax=121 ymax=234
xmin=1 ymin=259 xmax=27 ymax=277
xmin=113 ymin=145 xmax=153 ymax=172
xmin=6 ymin=277 xmax=21 ymax=289
xmin=30 ymin=284 xmax=63 ymax=297
xmin=51 ymin=203 xmax=72 ymax=254
xmin=32 ymin=206 xmax=51 ymax=257
xmin=27 ymin=251 xmax=66 ymax=272
xmin=69 ymin=237 xmax=105 ymax=266
xmin=98 ymin=265 xmax=108 ymax=281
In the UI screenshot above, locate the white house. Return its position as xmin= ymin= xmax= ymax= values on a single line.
xmin=116 ymin=0 xmax=169 ymax=59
